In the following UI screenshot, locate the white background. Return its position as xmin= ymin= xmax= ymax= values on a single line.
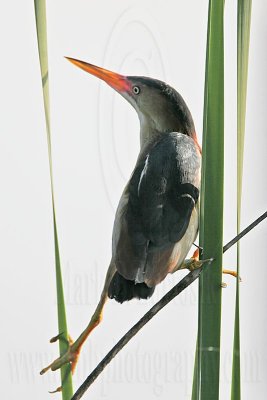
xmin=1 ymin=1 xmax=267 ymax=399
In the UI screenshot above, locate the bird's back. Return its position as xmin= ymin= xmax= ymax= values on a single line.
xmin=109 ymin=132 xmax=201 ymax=301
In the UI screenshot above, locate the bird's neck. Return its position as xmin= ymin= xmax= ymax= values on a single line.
xmin=139 ymin=112 xmax=198 ymax=150
xmin=139 ymin=116 xmax=155 ymax=148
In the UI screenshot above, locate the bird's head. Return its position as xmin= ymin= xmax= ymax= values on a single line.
xmin=66 ymin=57 xmax=197 ymax=147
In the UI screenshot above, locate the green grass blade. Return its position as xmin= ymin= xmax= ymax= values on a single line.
xmin=191 ymin=336 xmax=200 ymax=399
xmin=191 ymin=3 xmax=212 ymax=398
xmin=231 ymin=1 xmax=252 ymax=399
xmin=192 ymin=1 xmax=225 ymax=399
xmin=34 ymin=1 xmax=73 ymax=397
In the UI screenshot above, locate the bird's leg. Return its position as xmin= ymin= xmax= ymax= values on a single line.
xmin=40 ymin=262 xmax=116 ymax=379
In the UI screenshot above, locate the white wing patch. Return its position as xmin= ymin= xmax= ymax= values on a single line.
xmin=137 ymin=154 xmax=149 ymax=196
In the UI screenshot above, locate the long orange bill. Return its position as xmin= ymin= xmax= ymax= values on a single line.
xmin=65 ymin=57 xmax=131 ymax=92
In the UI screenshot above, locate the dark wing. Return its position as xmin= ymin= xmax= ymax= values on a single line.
xmin=113 ymin=132 xmax=201 ymax=286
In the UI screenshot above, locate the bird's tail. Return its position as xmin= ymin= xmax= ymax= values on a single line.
xmin=108 ymin=272 xmax=155 ymax=303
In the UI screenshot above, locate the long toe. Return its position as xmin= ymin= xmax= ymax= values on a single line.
xmin=223 ymin=269 xmax=242 ymax=281
xmin=49 ymin=387 xmax=62 ymax=394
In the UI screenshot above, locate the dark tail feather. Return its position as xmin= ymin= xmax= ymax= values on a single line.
xmin=108 ymin=272 xmax=155 ymax=303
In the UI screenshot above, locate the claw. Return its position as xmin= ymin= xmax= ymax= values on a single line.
xmin=50 ymin=332 xmax=74 ymax=346
xmin=49 ymin=387 xmax=62 ymax=394
xmin=40 ymin=361 xmax=56 ymax=375
xmin=40 ymin=366 xmax=50 ymax=375
xmin=48 ymin=361 xmax=74 ymax=394
xmin=50 ymin=332 xmax=64 ymax=343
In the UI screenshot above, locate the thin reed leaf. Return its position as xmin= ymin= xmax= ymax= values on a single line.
xmin=192 ymin=1 xmax=225 ymax=399
xmin=191 ymin=2 xmax=212 ymax=398
xmin=231 ymin=1 xmax=252 ymax=399
xmin=34 ymin=1 xmax=73 ymax=397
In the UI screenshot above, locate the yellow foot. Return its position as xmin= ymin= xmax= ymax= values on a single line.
xmin=188 ymin=248 xmax=242 ymax=283
xmin=41 ymin=311 xmax=103 ymax=393
xmin=179 ymin=247 xmax=213 ymax=271
xmin=40 ymin=332 xmax=80 ymax=376
xmin=221 ymin=269 xmax=242 ymax=288
xmin=182 ymin=256 xmax=214 ymax=272
xmin=223 ymin=269 xmax=242 ymax=281
xmin=41 ymin=289 xmax=108 ymax=393
xmin=41 ymin=333 xmax=81 ymax=394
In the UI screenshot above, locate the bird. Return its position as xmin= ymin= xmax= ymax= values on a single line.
xmin=40 ymin=57 xmax=202 ymax=386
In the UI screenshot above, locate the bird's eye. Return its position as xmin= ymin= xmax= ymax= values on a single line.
xmin=132 ymin=86 xmax=140 ymax=95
